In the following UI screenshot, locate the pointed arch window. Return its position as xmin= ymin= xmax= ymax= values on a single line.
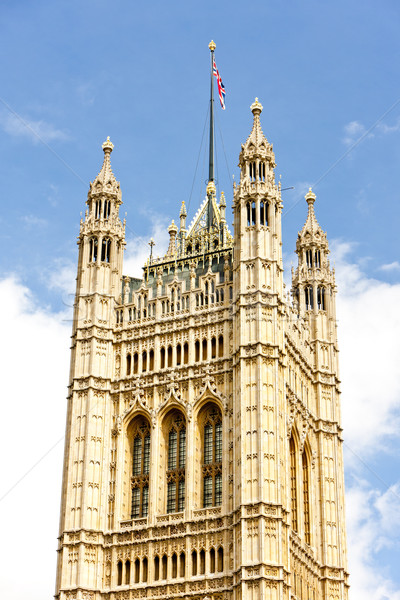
xmin=289 ymin=434 xmax=298 ymax=532
xmin=315 ymin=249 xmax=321 ymax=268
xmin=305 ymin=286 xmax=314 ymax=310
xmin=131 ymin=418 xmax=151 ymax=519
xmin=202 ymin=406 xmax=222 ymax=507
xmin=260 ymin=200 xmax=268 ymax=226
xmin=103 ymin=199 xmax=111 ymax=219
xmin=167 ymin=413 xmax=186 ymax=513
xmin=95 ymin=200 xmax=101 ymax=219
xmin=317 ymin=286 xmax=325 ymax=310
xmin=89 ymin=237 xmax=98 ymax=262
xmin=303 ymin=449 xmax=311 ymax=544
xmin=101 ymin=238 xmax=111 ymax=263
xmin=306 ymin=249 xmax=313 ymax=268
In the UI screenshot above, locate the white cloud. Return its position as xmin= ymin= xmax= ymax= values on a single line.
xmin=123 ymin=215 xmax=170 ymax=278
xmin=0 ymin=275 xmax=70 ymax=600
xmin=1 ymin=112 xmax=69 ymax=144
xmin=380 ymin=261 xmax=400 ymax=272
xmin=332 ymin=241 xmax=400 ymax=455
xmin=20 ymin=214 xmax=48 ymax=228
xmin=342 ymin=120 xmax=373 ymax=146
xmin=347 ymin=479 xmax=400 ymax=599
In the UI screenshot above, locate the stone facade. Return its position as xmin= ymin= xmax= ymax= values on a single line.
xmin=55 ymin=102 xmax=349 ymax=599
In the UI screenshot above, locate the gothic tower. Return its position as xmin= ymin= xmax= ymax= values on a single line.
xmin=56 ymin=102 xmax=349 ymax=599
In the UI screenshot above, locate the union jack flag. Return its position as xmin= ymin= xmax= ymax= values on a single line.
xmin=213 ymin=58 xmax=226 ymax=110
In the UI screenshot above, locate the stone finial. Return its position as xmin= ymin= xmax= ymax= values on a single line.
xmin=102 ymin=136 xmax=114 ymax=153
xmin=166 ymin=220 xmax=178 ymax=257
xmin=305 ymin=187 xmax=316 ymax=206
xmin=250 ymin=97 xmax=263 ymax=116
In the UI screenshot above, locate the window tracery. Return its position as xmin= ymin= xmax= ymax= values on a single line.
xmin=130 ymin=417 xmax=151 ymax=519
xmin=202 ymin=405 xmax=222 ymax=507
xmin=166 ymin=412 xmax=186 ymax=513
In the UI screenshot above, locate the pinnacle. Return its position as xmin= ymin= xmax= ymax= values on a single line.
xmin=90 ymin=136 xmax=120 ymax=197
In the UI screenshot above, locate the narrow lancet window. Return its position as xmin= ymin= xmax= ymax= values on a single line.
xmin=303 ymin=450 xmax=311 ymax=545
xmin=131 ymin=417 xmax=151 ymax=519
xmin=290 ymin=435 xmax=298 ymax=532
xmin=202 ymin=406 xmax=222 ymax=507
xmin=167 ymin=413 xmax=186 ymax=513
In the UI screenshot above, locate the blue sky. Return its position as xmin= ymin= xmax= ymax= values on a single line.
xmin=0 ymin=1 xmax=399 ymax=598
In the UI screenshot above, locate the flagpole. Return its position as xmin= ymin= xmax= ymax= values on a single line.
xmin=208 ymin=40 xmax=216 ymax=184
xmin=207 ymin=40 xmax=216 ymax=232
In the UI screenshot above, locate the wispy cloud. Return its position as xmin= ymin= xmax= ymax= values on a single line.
xmin=0 ymin=112 xmax=69 ymax=144
xmin=380 ymin=261 xmax=400 ymax=272
xmin=20 ymin=214 xmax=48 ymax=228
xmin=342 ymin=120 xmax=374 ymax=146
xmin=333 ymin=241 xmax=400 ymax=455
xmin=123 ymin=215 xmax=170 ymax=278
xmin=347 ymin=479 xmax=400 ymax=599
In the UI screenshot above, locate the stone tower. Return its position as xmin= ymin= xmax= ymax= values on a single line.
xmin=56 ymin=102 xmax=349 ymax=600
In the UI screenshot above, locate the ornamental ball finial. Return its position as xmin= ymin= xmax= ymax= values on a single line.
xmin=209 ymin=40 xmax=216 ymax=52
xmin=250 ymin=97 xmax=263 ymax=115
xmin=305 ymin=187 xmax=316 ymax=205
xmin=102 ymin=136 xmax=114 ymax=153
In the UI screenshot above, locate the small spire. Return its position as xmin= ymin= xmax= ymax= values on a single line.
xmin=180 ymin=201 xmax=187 ymax=218
xmin=166 ymin=220 xmax=178 ymax=257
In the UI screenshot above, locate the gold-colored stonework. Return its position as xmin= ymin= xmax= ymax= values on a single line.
xmin=55 ymin=104 xmax=349 ymax=600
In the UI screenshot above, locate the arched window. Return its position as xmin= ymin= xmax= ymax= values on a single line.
xmin=103 ymin=199 xmax=111 ymax=219
xmin=89 ymin=237 xmax=98 ymax=262
xmin=305 ymin=286 xmax=314 ymax=310
xmin=117 ymin=560 xmax=123 ymax=586
xmin=306 ymin=249 xmax=313 ymax=268
xmin=126 ymin=353 xmax=131 ymax=375
xmin=210 ymin=548 xmax=215 ymax=573
xmin=217 ymin=547 xmax=224 ymax=572
xmin=167 ymin=413 xmax=186 ymax=513
xmin=101 ymin=238 xmax=111 ymax=263
xmin=176 ymin=344 xmax=181 ymax=366
xmin=130 ymin=418 xmax=151 ymax=519
xmin=315 ymin=249 xmax=321 ymax=268
xmin=160 ymin=347 xmax=165 ymax=369
xmin=290 ymin=435 xmax=298 ymax=532
xmin=303 ymin=450 xmax=311 ymax=544
xmin=162 ymin=555 xmax=167 ymax=579
xmin=183 ymin=342 xmax=189 ymax=364
xmin=218 ymin=335 xmax=224 ymax=357
xmin=142 ymin=557 xmax=148 ymax=582
xmin=171 ymin=553 xmax=177 ymax=578
xmin=246 ymin=202 xmax=251 ymax=226
xmin=142 ymin=350 xmax=147 ymax=372
xmin=179 ymin=552 xmax=185 ymax=577
xmin=149 ymin=349 xmax=154 ymax=371
xmin=133 ymin=353 xmax=138 ymax=374
xmin=199 ymin=549 xmax=205 ymax=575
xmin=191 ymin=550 xmax=197 ymax=576
xmin=251 ymin=201 xmax=256 ymax=225
xmin=134 ymin=558 xmax=140 ymax=583
xmin=167 ymin=346 xmax=173 ymax=368
xmin=317 ymin=286 xmax=325 ymax=310
xmin=125 ymin=559 xmax=131 ymax=584
xmin=154 ymin=556 xmax=160 ymax=580
xmin=202 ymin=338 xmax=207 ymax=360
xmin=95 ymin=200 xmax=101 ymax=219
xmin=211 ymin=337 xmax=216 ymax=359
xmin=202 ymin=406 xmax=222 ymax=507
xmin=195 ymin=340 xmax=200 ymax=362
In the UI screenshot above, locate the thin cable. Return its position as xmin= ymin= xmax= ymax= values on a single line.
xmin=215 ymin=109 xmax=232 ymax=186
xmin=187 ymin=104 xmax=210 ymax=216
xmin=283 ymin=95 xmax=400 ymax=218
xmin=344 ymin=441 xmax=400 ymax=502
xmin=0 ymin=96 xmax=87 ymax=186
